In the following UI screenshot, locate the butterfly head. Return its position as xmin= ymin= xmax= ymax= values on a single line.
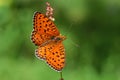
xmin=51 ymin=35 xmax=66 ymax=43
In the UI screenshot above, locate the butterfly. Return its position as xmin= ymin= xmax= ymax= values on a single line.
xmin=31 ymin=12 xmax=66 ymax=71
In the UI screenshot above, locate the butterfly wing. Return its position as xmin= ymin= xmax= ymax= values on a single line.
xmin=31 ymin=12 xmax=60 ymax=46
xmin=46 ymin=43 xmax=65 ymax=71
xmin=35 ymin=42 xmax=65 ymax=71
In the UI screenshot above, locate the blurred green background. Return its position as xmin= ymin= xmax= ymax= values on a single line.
xmin=0 ymin=0 xmax=120 ymax=80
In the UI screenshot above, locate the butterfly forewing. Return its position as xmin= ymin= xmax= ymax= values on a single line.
xmin=31 ymin=12 xmax=60 ymax=46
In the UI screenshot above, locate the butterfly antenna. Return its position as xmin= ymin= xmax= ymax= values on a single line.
xmin=70 ymin=37 xmax=80 ymax=48
xmin=59 ymin=71 xmax=64 ymax=80
xmin=64 ymin=23 xmax=80 ymax=48
xmin=64 ymin=23 xmax=74 ymax=37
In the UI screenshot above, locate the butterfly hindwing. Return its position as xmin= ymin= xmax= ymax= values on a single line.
xmin=35 ymin=42 xmax=65 ymax=71
xmin=46 ymin=42 xmax=65 ymax=71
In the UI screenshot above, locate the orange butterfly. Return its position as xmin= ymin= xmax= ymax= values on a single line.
xmin=31 ymin=12 xmax=66 ymax=71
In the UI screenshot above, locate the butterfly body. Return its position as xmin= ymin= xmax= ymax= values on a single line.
xmin=31 ymin=12 xmax=66 ymax=71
